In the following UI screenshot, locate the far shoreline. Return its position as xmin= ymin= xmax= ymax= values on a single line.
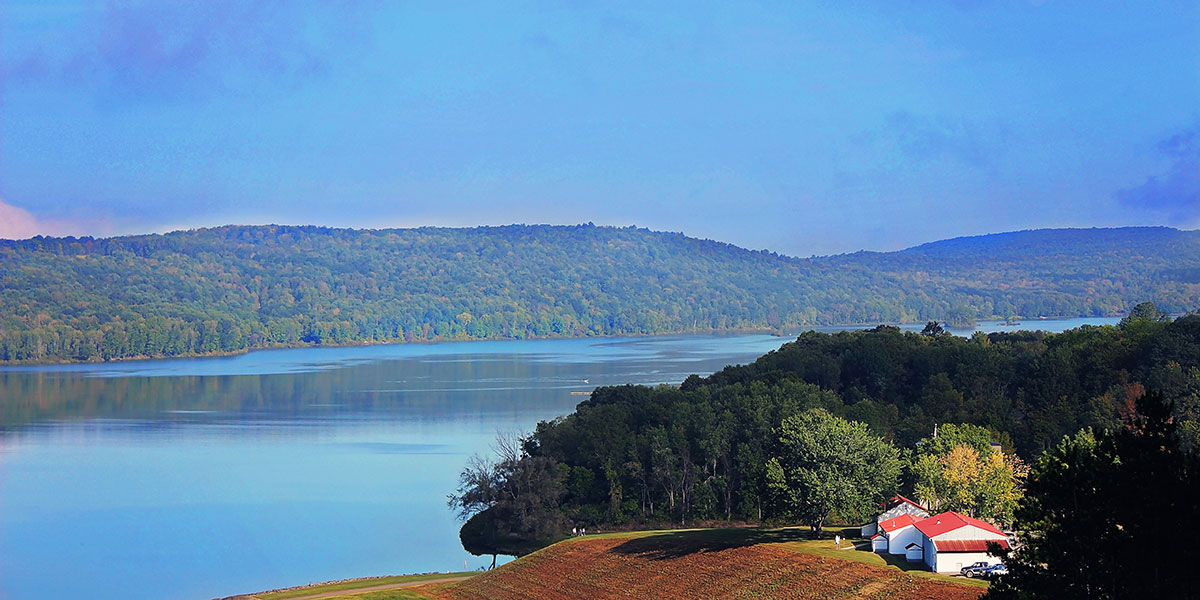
xmin=0 ymin=315 xmax=1125 ymax=369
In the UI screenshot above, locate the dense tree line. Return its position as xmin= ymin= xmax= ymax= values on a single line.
xmin=2 ymin=224 xmax=1199 ymax=363
xmin=452 ymin=310 xmax=1200 ymax=558
xmin=985 ymin=390 xmax=1200 ymax=599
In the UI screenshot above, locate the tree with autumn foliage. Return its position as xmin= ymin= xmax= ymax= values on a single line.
xmin=910 ymin=424 xmax=1027 ymax=527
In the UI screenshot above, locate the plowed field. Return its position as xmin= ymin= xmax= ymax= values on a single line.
xmin=416 ymin=534 xmax=983 ymax=600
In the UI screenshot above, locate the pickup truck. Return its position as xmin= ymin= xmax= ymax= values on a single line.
xmin=960 ymin=562 xmax=991 ymax=577
xmin=983 ymin=564 xmax=1008 ymax=578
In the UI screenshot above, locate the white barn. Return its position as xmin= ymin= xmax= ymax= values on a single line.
xmin=877 ymin=514 xmax=922 ymax=555
xmin=913 ymin=511 xmax=1010 ymax=573
xmin=860 ymin=495 xmax=929 ymax=537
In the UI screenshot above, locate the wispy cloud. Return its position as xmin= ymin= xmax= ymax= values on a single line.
xmin=0 ymin=200 xmax=40 ymax=239
xmin=3 ymin=1 xmax=378 ymax=106
xmin=1116 ymin=123 xmax=1200 ymax=226
xmin=855 ymin=111 xmax=996 ymax=170
xmin=0 ymin=199 xmax=93 ymax=239
xmin=885 ymin=111 xmax=992 ymax=168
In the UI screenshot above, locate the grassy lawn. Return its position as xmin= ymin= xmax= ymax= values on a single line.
xmin=255 ymin=573 xmax=474 ymax=600
xmin=767 ymin=530 xmax=990 ymax=589
xmin=298 ymin=590 xmax=434 ymax=600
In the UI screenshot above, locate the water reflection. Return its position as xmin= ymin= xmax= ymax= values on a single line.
xmin=0 ymin=333 xmax=791 ymax=600
xmin=0 ymin=334 xmax=792 ymax=432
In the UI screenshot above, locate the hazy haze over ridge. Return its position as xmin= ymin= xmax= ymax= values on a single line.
xmin=1 ymin=1 xmax=1197 ymax=255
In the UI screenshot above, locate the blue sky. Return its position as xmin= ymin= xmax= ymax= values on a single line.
xmin=1 ymin=1 xmax=1196 ymax=255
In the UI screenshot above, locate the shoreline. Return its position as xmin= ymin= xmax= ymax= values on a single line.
xmin=0 ymin=315 xmax=1121 ymax=368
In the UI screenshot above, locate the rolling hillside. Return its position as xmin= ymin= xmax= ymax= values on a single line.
xmin=413 ymin=529 xmax=984 ymax=600
xmin=1 ymin=224 xmax=1198 ymax=363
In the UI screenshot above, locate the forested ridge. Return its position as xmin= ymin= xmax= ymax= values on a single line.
xmin=1 ymin=224 xmax=1198 ymax=363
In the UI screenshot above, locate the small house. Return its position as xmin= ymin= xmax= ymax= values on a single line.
xmin=904 ymin=542 xmax=923 ymax=563
xmin=877 ymin=513 xmax=922 ymax=555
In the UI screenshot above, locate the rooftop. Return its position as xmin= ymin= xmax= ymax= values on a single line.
xmin=913 ymin=511 xmax=1006 ymax=538
xmin=884 ymin=494 xmax=928 ymax=511
xmin=879 ymin=513 xmax=920 ymax=533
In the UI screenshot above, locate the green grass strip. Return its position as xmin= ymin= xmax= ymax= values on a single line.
xmin=256 ymin=572 xmax=474 ymax=599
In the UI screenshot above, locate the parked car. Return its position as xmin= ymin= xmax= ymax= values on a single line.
xmin=960 ymin=562 xmax=990 ymax=577
xmin=983 ymin=564 xmax=1008 ymax=578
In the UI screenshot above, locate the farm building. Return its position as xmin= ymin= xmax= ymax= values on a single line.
xmin=862 ymin=499 xmax=1011 ymax=573
xmin=860 ymin=495 xmax=929 ymax=537
xmin=875 ymin=513 xmax=922 ymax=555
xmin=913 ymin=511 xmax=1010 ymax=573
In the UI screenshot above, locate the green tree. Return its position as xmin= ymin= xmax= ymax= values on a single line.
xmin=765 ymin=409 xmax=901 ymax=537
xmin=921 ymin=321 xmax=946 ymax=337
xmin=915 ymin=423 xmax=996 ymax=457
xmin=448 ymin=435 xmax=570 ymax=567
xmin=920 ymin=374 xmax=965 ymax=421
xmin=985 ymin=391 xmax=1200 ymax=599
xmin=1122 ymin=300 xmax=1169 ymax=325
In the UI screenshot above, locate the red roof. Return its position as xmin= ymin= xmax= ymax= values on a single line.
xmin=879 ymin=513 xmax=919 ymax=533
xmin=883 ymin=494 xmax=928 ymax=511
xmin=933 ymin=539 xmax=1010 ymax=553
xmin=914 ymin=511 xmax=1006 ymax=538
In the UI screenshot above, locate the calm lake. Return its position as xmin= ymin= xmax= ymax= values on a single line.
xmin=0 ymin=318 xmax=1118 ymax=599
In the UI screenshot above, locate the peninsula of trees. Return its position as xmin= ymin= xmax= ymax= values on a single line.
xmin=1 ymin=224 xmax=1198 ymax=363
xmin=450 ymin=310 xmax=1200 ymax=597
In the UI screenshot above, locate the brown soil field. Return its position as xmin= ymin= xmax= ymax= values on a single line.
xmin=415 ymin=534 xmax=984 ymax=600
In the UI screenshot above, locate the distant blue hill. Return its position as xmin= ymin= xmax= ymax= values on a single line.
xmin=899 ymin=226 xmax=1190 ymax=258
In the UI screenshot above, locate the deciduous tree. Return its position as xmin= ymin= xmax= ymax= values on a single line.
xmin=911 ymin=424 xmax=1026 ymax=526
xmin=766 ymin=409 xmax=901 ymax=537
xmin=448 ymin=435 xmax=570 ymax=566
